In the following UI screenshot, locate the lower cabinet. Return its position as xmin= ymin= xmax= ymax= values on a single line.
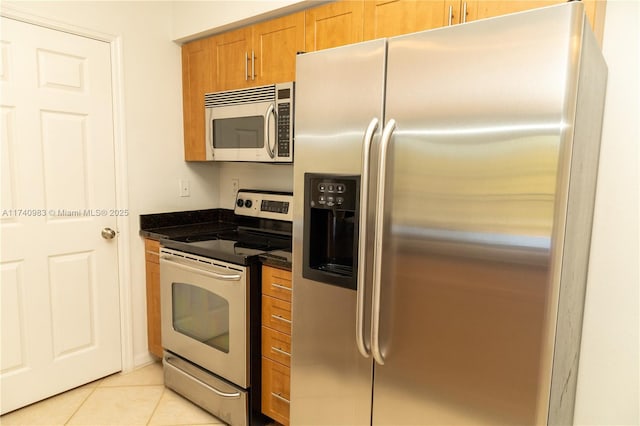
xmin=144 ymin=238 xmax=162 ymax=358
xmin=261 ymin=265 xmax=292 ymax=425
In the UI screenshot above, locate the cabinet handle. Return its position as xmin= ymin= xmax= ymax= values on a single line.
xmin=448 ymin=5 xmax=453 ymax=26
xmin=251 ymin=50 xmax=256 ymax=80
xmin=245 ymin=51 xmax=249 ymax=81
xmin=271 ymin=392 xmax=290 ymax=404
xmin=271 ymin=282 xmax=291 ymax=292
xmin=271 ymin=314 xmax=292 ymax=324
xmin=462 ymin=2 xmax=468 ymax=24
xmin=271 ymin=346 xmax=291 ymax=357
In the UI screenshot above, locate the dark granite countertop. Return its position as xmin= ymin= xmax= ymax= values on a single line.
xmin=140 ymin=208 xmax=293 ymax=269
xmin=259 ymin=250 xmax=292 ymax=271
xmin=139 ymin=208 xmax=236 ymax=241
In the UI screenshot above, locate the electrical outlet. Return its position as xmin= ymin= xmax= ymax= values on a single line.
xmin=231 ymin=178 xmax=239 ymax=196
xmin=179 ymin=179 xmax=190 ymax=197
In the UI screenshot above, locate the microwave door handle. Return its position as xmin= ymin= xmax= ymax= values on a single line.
xmin=265 ymin=104 xmax=276 ymax=159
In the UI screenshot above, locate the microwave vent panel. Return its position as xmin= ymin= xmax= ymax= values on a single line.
xmin=205 ymin=84 xmax=276 ymax=107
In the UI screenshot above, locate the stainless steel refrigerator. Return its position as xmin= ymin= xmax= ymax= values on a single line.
xmin=291 ymin=2 xmax=607 ymax=425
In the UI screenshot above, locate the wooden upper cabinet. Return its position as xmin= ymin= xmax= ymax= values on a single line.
xmin=364 ymin=0 xmax=449 ymax=40
xmin=252 ymin=12 xmax=305 ymax=85
xmin=449 ymin=0 xmax=605 ymax=44
xmin=305 ymin=1 xmax=365 ymax=52
xmin=181 ymin=37 xmax=214 ymax=161
xmin=213 ymin=27 xmax=252 ymax=91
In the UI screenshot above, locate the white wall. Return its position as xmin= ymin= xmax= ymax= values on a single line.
xmin=574 ymin=1 xmax=640 ymax=424
xmin=218 ymin=163 xmax=293 ymax=209
xmin=1 ymin=1 xmax=221 ymax=368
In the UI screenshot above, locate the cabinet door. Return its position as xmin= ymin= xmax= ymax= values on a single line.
xmin=262 ymin=265 xmax=292 ymax=302
xmin=252 ymin=12 xmax=305 ymax=86
xmin=213 ymin=27 xmax=252 ymax=91
xmin=364 ymin=0 xmax=449 ymax=40
xmin=262 ymin=357 xmax=290 ymax=425
xmin=144 ymin=239 xmax=162 ymax=358
xmin=469 ymin=0 xmax=603 ymax=42
xmin=305 ymin=0 xmax=365 ymax=52
xmin=473 ymin=0 xmax=562 ymax=20
xmin=181 ymin=37 xmax=214 ymax=161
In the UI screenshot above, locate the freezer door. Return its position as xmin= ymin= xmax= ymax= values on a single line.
xmin=372 ymin=4 xmax=586 ymax=425
xmin=291 ymin=39 xmax=386 ymax=425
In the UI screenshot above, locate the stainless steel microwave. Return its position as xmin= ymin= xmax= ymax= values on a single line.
xmin=205 ymin=82 xmax=294 ymax=162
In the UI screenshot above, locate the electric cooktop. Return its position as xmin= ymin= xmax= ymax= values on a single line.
xmin=160 ymin=190 xmax=293 ymax=266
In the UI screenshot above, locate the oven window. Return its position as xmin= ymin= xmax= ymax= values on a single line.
xmin=213 ymin=116 xmax=264 ymax=149
xmin=172 ymin=283 xmax=230 ymax=353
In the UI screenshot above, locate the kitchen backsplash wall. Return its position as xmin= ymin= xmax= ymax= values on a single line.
xmin=218 ymin=163 xmax=293 ymax=209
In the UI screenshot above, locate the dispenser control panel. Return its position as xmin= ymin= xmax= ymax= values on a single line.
xmin=303 ymin=173 xmax=360 ymax=290
xmin=308 ymin=177 xmax=358 ymax=210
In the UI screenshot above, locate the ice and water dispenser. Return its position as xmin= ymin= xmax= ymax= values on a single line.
xmin=303 ymin=174 xmax=360 ymax=290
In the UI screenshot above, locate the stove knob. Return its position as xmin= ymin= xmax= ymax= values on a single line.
xmin=236 ymin=199 xmax=244 ymax=207
xmin=245 ymin=200 xmax=253 ymax=208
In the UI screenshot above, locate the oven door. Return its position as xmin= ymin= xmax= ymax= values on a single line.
xmin=160 ymin=249 xmax=248 ymax=388
xmin=206 ymin=100 xmax=277 ymax=162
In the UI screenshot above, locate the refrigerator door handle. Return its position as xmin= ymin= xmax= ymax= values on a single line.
xmin=371 ymin=118 xmax=396 ymax=366
xmin=356 ymin=117 xmax=379 ymax=359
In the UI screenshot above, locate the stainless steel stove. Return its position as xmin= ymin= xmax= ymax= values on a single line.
xmin=160 ymin=190 xmax=292 ymax=426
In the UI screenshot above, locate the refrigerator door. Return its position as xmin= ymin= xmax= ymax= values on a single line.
xmin=372 ymin=4 xmax=585 ymax=425
xmin=291 ymin=39 xmax=386 ymax=425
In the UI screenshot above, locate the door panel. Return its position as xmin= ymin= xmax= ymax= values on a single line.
xmin=474 ymin=0 xmax=562 ymax=20
xmin=305 ymin=1 xmax=364 ymax=52
xmin=364 ymin=0 xmax=448 ymax=40
xmin=214 ymin=27 xmax=251 ymax=91
xmin=252 ymin=12 xmax=305 ymax=86
xmin=182 ymin=37 xmax=214 ymax=161
xmin=0 ymin=17 xmax=121 ymax=414
xmin=374 ymin=6 xmax=579 ymax=425
xmin=291 ymin=39 xmax=387 ymax=426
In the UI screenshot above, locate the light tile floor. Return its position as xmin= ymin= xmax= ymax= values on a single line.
xmin=0 ymin=361 xmax=224 ymax=426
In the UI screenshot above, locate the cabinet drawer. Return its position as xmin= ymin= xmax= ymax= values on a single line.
xmin=262 ymin=326 xmax=291 ymax=367
xmin=144 ymin=238 xmax=160 ymax=264
xmin=262 ymin=357 xmax=290 ymax=425
xmin=262 ymin=265 xmax=292 ymax=302
xmin=262 ymin=295 xmax=291 ymax=335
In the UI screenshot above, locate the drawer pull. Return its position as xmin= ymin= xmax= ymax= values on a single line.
xmin=271 ymin=282 xmax=291 ymax=292
xmin=271 ymin=392 xmax=290 ymax=404
xmin=271 ymin=346 xmax=291 ymax=357
xmin=271 ymin=314 xmax=292 ymax=324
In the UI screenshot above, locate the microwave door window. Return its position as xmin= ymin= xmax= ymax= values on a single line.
xmin=213 ymin=116 xmax=265 ymax=149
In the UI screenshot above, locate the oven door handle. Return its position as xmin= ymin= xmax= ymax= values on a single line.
xmin=161 ymin=256 xmax=242 ymax=281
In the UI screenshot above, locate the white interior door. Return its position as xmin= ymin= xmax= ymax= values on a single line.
xmin=0 ymin=17 xmax=122 ymax=414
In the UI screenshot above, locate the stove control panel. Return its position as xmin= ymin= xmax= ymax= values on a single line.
xmin=235 ymin=190 xmax=293 ymax=222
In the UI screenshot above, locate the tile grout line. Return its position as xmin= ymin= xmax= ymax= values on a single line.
xmin=63 ymin=382 xmax=100 ymax=425
xmin=145 ymin=384 xmax=166 ymax=425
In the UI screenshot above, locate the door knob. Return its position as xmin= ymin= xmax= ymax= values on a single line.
xmin=101 ymin=227 xmax=117 ymax=240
